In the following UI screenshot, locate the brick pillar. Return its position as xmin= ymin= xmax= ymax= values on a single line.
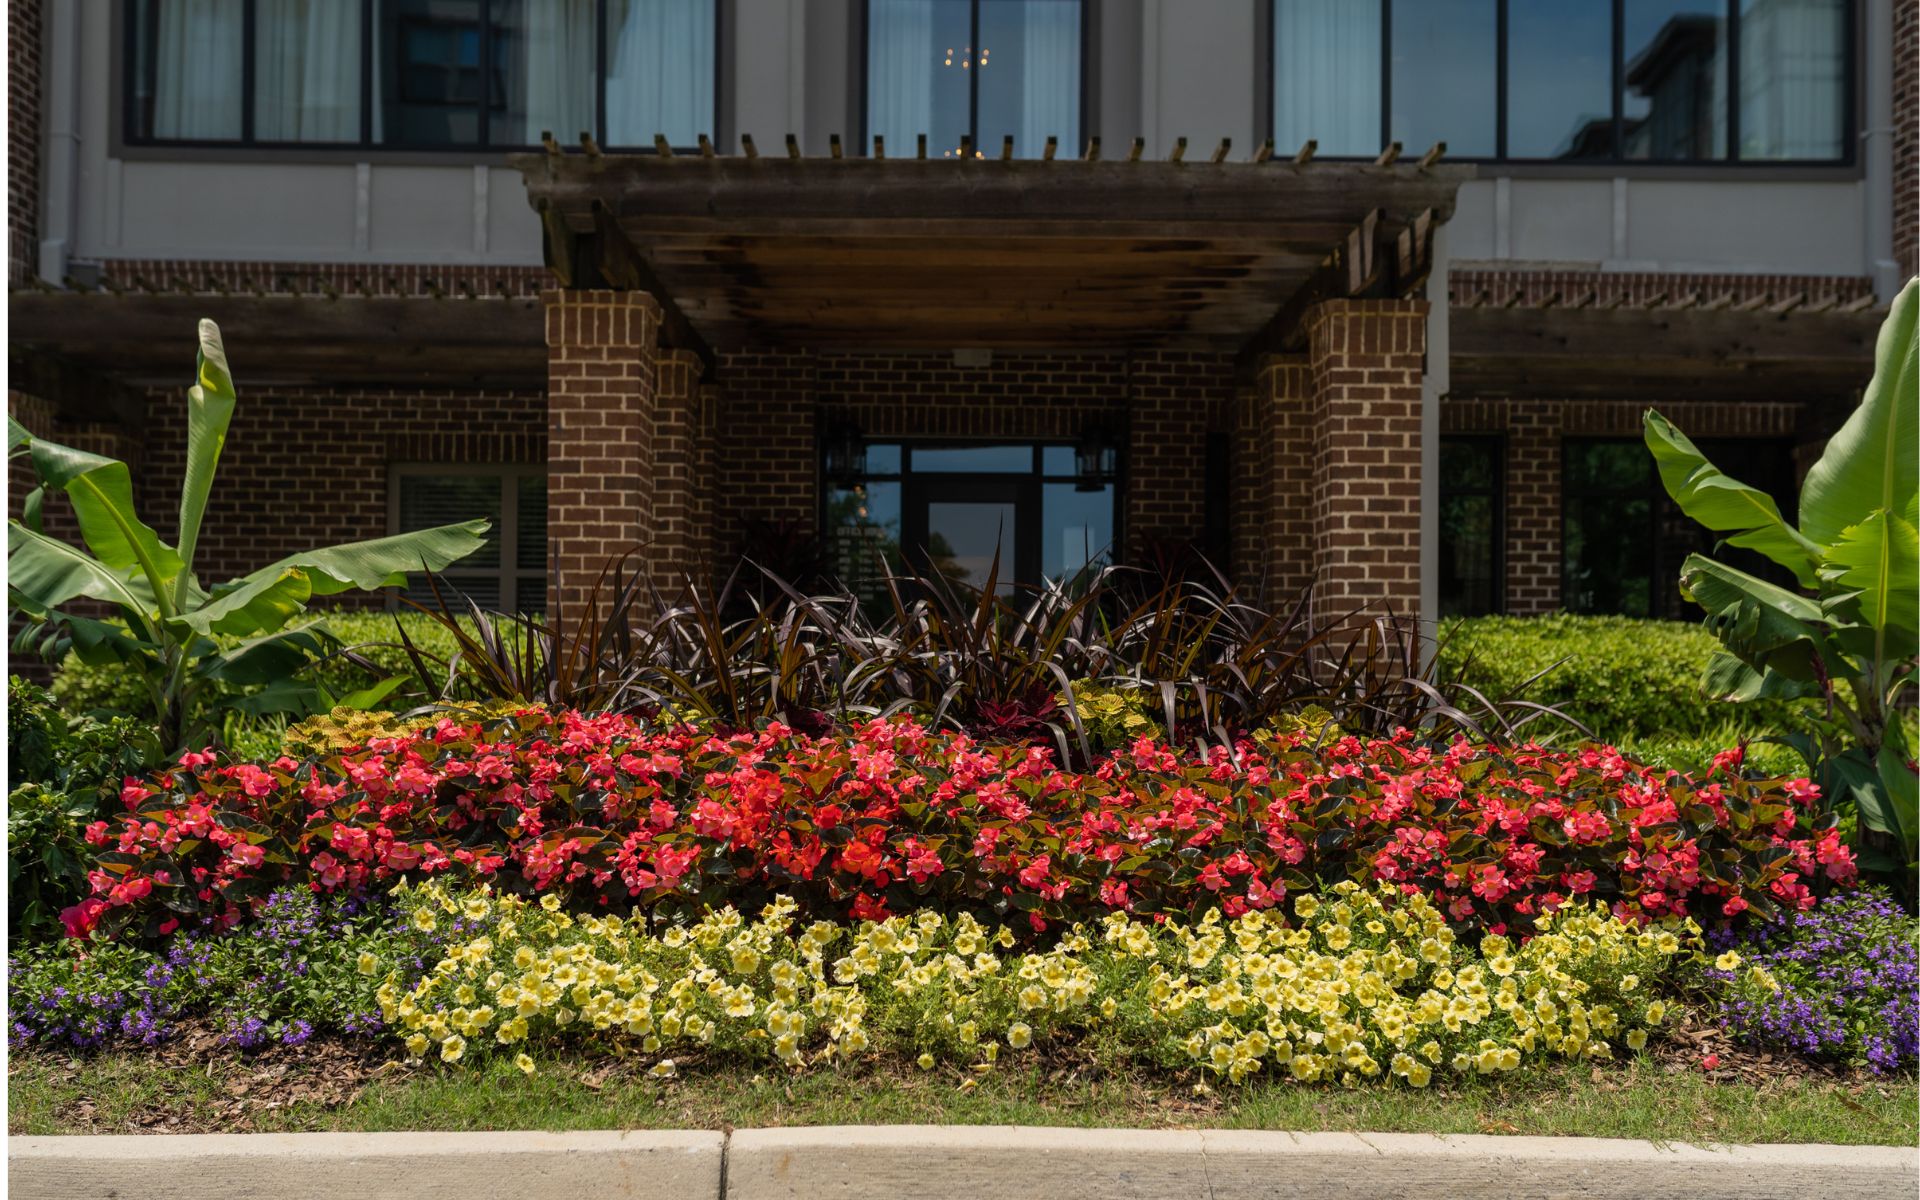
xmin=1247 ymin=355 xmax=1316 ymax=605
xmin=1505 ymin=400 xmax=1562 ymax=614
xmin=1304 ymin=300 xmax=1428 ymax=622
xmin=544 ymin=289 xmax=660 ymax=615
xmin=650 ymin=349 xmax=701 ymax=589
xmin=690 ymin=383 xmax=721 ymax=583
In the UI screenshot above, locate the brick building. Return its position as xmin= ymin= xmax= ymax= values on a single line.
xmin=8 ymin=0 xmax=1916 ymax=626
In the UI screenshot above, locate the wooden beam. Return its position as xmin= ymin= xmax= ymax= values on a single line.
xmin=1127 ymin=137 xmax=1145 ymax=162
xmin=1293 ymin=140 xmax=1317 ymax=164
xmin=1209 ymin=137 xmax=1232 ymax=163
xmin=1168 ymin=136 xmax=1187 ymax=162
xmin=741 ymin=133 xmax=758 ymax=159
xmin=697 ymin=133 xmax=715 ymax=158
xmin=1374 ymin=142 xmax=1402 ymax=166
xmin=873 ymin=134 xmax=886 ymax=159
xmin=1253 ymin=138 xmax=1273 ymax=163
xmin=786 ymin=134 xmax=802 ymax=160
xmin=1417 ymin=141 xmax=1446 ymax=169
xmin=829 ymin=133 xmax=843 ymax=159
xmin=1236 ymin=207 xmax=1390 ymax=367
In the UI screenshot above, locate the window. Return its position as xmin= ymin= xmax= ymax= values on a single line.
xmin=825 ymin=440 xmax=1117 ymax=610
xmin=126 ymin=0 xmax=717 ymax=150
xmin=1561 ymin=437 xmax=1796 ymax=618
xmin=866 ymin=0 xmax=1083 ymax=159
xmin=1266 ymin=0 xmax=1851 ymax=163
xmin=391 ymin=466 xmax=546 ymax=612
xmin=1438 ymin=437 xmax=1503 ymax=617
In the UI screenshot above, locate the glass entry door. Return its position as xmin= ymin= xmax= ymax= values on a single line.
xmin=905 ymin=476 xmax=1034 ymax=594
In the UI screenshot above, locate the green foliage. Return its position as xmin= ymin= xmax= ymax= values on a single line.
xmin=1644 ymin=278 xmax=1920 ymax=885
xmin=1436 ymin=614 xmax=1807 ymax=743
xmin=7 ymin=319 xmax=488 ymax=753
xmin=7 ymin=677 xmax=160 ymax=941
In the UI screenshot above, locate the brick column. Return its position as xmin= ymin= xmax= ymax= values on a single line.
xmin=1504 ymin=399 xmax=1562 ymax=614
xmin=650 ymin=349 xmax=701 ymax=589
xmin=1246 ymin=355 xmax=1316 ymax=605
xmin=544 ymin=289 xmax=660 ymax=615
xmin=1303 ymin=300 xmax=1428 ymax=622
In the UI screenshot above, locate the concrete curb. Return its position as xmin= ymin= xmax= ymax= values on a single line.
xmin=11 ymin=1126 xmax=1916 ymax=1200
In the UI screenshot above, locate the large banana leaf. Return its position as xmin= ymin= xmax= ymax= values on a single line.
xmin=21 ymin=435 xmax=185 ymax=604
xmin=1820 ymin=509 xmax=1920 ymax=660
xmin=241 ymin=521 xmax=491 ymax=595
xmin=8 ymin=521 xmax=151 ymax=616
xmin=1643 ymin=410 xmax=1821 ymax=586
xmin=173 ymin=566 xmax=314 ymax=639
xmin=172 ymin=319 xmax=238 ymax=609
xmin=1800 ymin=278 xmax=1918 ymax=543
xmin=1680 ymin=553 xmax=1838 ymax=685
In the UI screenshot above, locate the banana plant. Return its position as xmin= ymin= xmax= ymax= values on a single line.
xmin=8 ymin=319 xmax=490 ymax=753
xmin=1643 ymin=277 xmax=1918 ymax=886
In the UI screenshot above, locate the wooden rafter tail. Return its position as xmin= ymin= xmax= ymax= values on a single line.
xmin=1769 ymin=291 xmax=1808 ymax=315
xmin=785 ymin=134 xmax=802 ymax=160
xmin=1416 ymin=141 xmax=1446 ymax=170
xmin=1253 ymin=138 xmax=1273 ymax=163
xmin=1042 ymin=135 xmax=1057 ymax=161
xmin=1209 ymin=137 xmax=1231 ymax=163
xmin=1127 ymin=137 xmax=1145 ymax=162
xmin=1801 ymin=294 xmax=1839 ymax=314
xmin=1536 ymin=290 xmax=1563 ymax=310
xmin=1374 ymin=142 xmax=1402 ymax=166
xmin=1393 ymin=208 xmax=1435 ymax=294
xmin=1838 ymin=293 xmax=1878 ymax=313
xmin=582 ymin=133 xmax=604 ymax=158
xmin=1640 ymin=290 xmax=1670 ymax=310
xmin=829 ymin=133 xmax=844 ymax=159
xmin=206 ymin=274 xmax=230 ymax=297
xmin=1502 ymin=288 xmax=1524 ymax=309
xmin=1084 ymin=135 xmax=1101 ymax=161
xmin=1463 ymin=287 xmax=1491 ymax=308
xmin=1730 ymin=292 xmax=1770 ymax=312
xmin=1700 ymin=292 xmax=1735 ymax=311
xmin=959 ymin=133 xmax=973 ymax=159
xmin=1601 ymin=292 xmax=1630 ymax=310
xmin=697 ymin=133 xmax=715 ymax=158
xmin=1168 ymin=136 xmax=1188 ymax=162
xmin=872 ymin=134 xmax=886 ymax=159
xmin=1570 ymin=290 xmax=1598 ymax=309
xmin=919 ymin=133 xmax=930 ymax=160
xmin=1001 ymin=135 xmax=1014 ymax=161
xmin=541 ymin=130 xmax=562 ymax=156
xmin=1293 ymin=139 xmax=1317 ymax=165
xmin=741 ymin=133 xmax=759 ymax=159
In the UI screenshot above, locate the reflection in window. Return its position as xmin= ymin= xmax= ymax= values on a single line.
xmin=1623 ymin=0 xmax=1729 ymax=160
xmin=867 ymin=0 xmax=1080 ymax=158
xmin=1438 ymin=438 xmax=1502 ymax=617
xmin=1390 ymin=0 xmax=1496 ymax=158
xmin=606 ymin=0 xmax=717 ymax=147
xmin=1738 ymin=0 xmax=1845 ymax=160
xmin=1272 ymin=0 xmax=1381 ymax=157
xmin=1506 ymin=0 xmax=1614 ymax=158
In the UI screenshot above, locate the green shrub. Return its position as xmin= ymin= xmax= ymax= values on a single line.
xmin=1438 ymin=615 xmax=1810 ymax=743
xmin=7 ymin=677 xmax=161 ymax=940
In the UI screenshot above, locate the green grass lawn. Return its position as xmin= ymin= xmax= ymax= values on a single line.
xmin=10 ymin=1046 xmax=1915 ymax=1145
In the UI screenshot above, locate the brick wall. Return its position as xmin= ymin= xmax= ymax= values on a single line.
xmin=138 ymin=385 xmax=545 ymax=595
xmin=1241 ymin=357 xmax=1315 ymax=602
xmin=712 ymin=347 xmax=1229 ymax=574
xmin=1897 ymin=0 xmax=1919 ymax=282
xmin=9 ymin=0 xmax=40 ymax=285
xmin=1443 ymin=396 xmax=1803 ymax=614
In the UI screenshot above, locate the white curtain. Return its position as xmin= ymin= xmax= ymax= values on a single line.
xmin=1272 ymin=0 xmax=1380 ymax=157
xmin=521 ymin=0 xmax=599 ymax=144
xmin=1738 ymin=0 xmax=1843 ymax=159
xmin=867 ymin=0 xmax=936 ymax=150
xmin=1012 ymin=0 xmax=1077 ymax=156
xmin=605 ymin=0 xmax=715 ymax=146
xmin=153 ymin=0 xmax=245 ymax=139
xmin=255 ymin=0 xmax=361 ymax=141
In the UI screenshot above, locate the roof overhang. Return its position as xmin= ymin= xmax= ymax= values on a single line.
xmin=509 ymin=146 xmax=1475 ymax=359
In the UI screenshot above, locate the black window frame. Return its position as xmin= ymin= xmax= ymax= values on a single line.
xmin=857 ymin=0 xmax=1091 ymax=158
xmin=1262 ymin=0 xmax=1858 ymax=168
xmin=388 ymin=462 xmax=548 ymax=614
xmin=1437 ymin=433 xmax=1506 ymax=617
xmin=820 ymin=438 xmax=1125 ymax=592
xmin=123 ymin=0 xmax=724 ymax=154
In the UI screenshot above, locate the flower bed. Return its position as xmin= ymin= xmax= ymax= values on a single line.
xmin=76 ymin=710 xmax=1854 ymax=941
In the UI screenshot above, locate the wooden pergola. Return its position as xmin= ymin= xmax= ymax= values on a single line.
xmin=510 ymin=135 xmax=1470 ymax=366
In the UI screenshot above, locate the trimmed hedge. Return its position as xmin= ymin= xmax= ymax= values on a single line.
xmin=1438 ymin=615 xmax=1810 ymax=743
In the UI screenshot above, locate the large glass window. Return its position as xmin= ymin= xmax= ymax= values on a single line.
xmin=826 ymin=440 xmax=1116 ymax=609
xmin=866 ymin=0 xmax=1082 ymax=159
xmin=127 ymin=0 xmax=716 ymax=150
xmin=1562 ymin=437 xmax=1796 ymax=618
xmin=392 ymin=466 xmax=546 ymax=612
xmin=1438 ymin=437 xmax=1503 ymax=617
xmin=1266 ymin=0 xmax=1850 ymax=163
